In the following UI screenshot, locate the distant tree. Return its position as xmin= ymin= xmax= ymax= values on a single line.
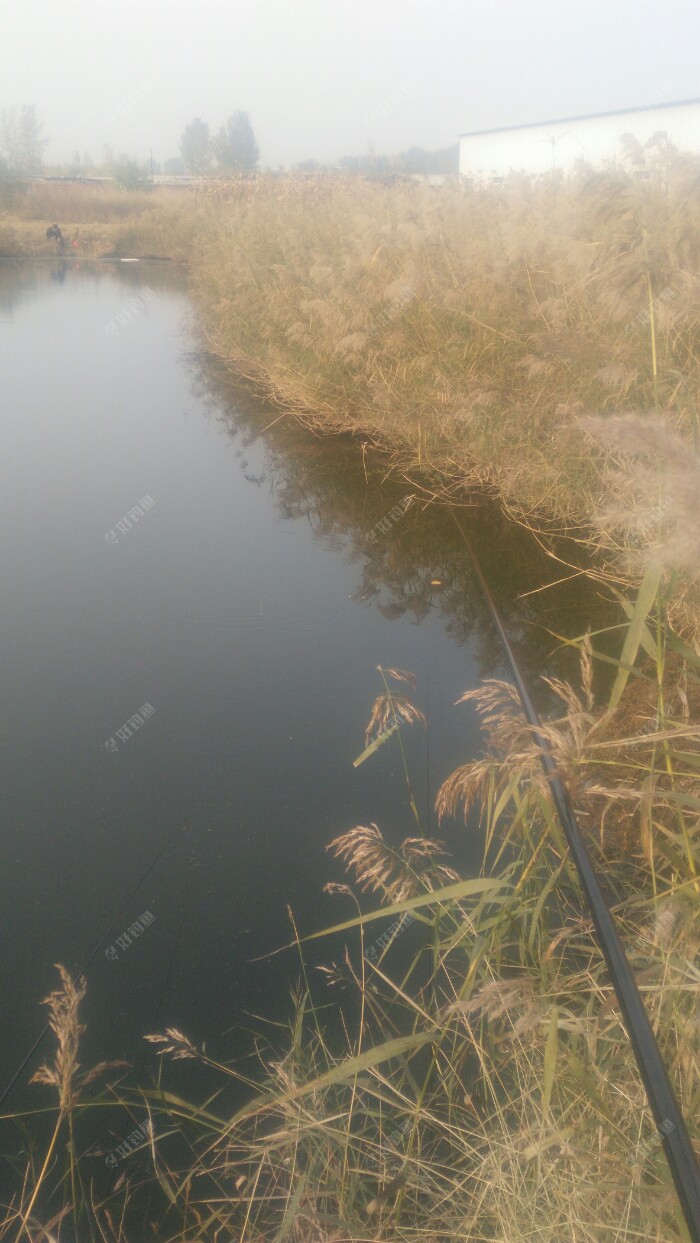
xmin=110 ymin=155 xmax=149 ymax=190
xmin=0 ymin=104 xmax=47 ymax=173
xmin=214 ymin=111 xmax=259 ymax=173
xmin=0 ymin=153 xmax=21 ymax=208
xmin=392 ymin=143 xmax=459 ymax=174
xmin=336 ymin=143 xmax=458 ymax=177
xmin=164 ymin=156 xmax=185 ymax=175
xmin=292 ymin=158 xmax=328 ymax=173
xmin=180 ymin=117 xmax=211 ymax=173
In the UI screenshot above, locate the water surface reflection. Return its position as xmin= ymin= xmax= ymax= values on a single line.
xmin=0 ymin=262 xmax=615 ymax=1147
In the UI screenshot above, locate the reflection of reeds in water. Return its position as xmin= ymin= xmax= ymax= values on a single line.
xmin=8 ymin=164 xmax=700 ymax=628
xmin=192 ymin=350 xmax=625 ymax=692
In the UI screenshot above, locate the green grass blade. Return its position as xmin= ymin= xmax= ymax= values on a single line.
xmin=607 ymin=585 xmax=658 ymax=660
xmin=353 ymin=716 xmax=400 ymax=767
xmin=666 ymin=631 xmax=700 ymax=669
xmin=528 ymin=859 xmax=566 ymax=955
xmin=542 ymin=1005 xmax=559 ymax=1124
xmin=214 ymin=1030 xmax=439 ymax=1139
xmin=291 ymin=875 xmax=513 ymax=946
xmin=272 ymin=1172 xmax=309 ymax=1243
xmin=606 ymin=562 xmax=663 ymax=717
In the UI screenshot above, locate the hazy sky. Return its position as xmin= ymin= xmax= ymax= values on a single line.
xmin=2 ymin=0 xmax=699 ymax=168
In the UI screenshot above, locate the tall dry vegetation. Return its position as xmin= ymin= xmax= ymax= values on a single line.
xmin=129 ymin=651 xmax=700 ymax=1241
xmin=0 ymin=180 xmax=196 ymax=258
xmin=188 ymin=155 xmax=700 ymax=625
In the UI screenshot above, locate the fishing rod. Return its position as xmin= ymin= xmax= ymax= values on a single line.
xmin=451 ymin=511 xmax=700 ymax=1243
xmin=0 ymin=824 xmax=181 ymax=1111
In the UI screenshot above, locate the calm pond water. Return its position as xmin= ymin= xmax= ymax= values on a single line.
xmin=0 ymin=261 xmax=615 ymax=1145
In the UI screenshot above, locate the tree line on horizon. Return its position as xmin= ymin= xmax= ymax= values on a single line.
xmin=0 ymin=102 xmax=457 ymax=184
xmin=179 ymin=112 xmax=260 ymax=173
xmin=0 ymin=105 xmax=46 ymax=176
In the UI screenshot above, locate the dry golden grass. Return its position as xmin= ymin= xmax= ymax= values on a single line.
xmin=184 ymin=160 xmax=700 ymax=630
xmin=437 ymin=638 xmax=600 ymax=829
xmin=584 ymin=412 xmax=700 ymax=636
xmin=19 ymin=180 xmax=159 ymax=221
xmin=328 ymin=822 xmax=458 ymax=902
xmin=4 ymin=967 xmax=128 ymax=1242
xmin=29 ymin=965 xmax=87 ymax=1112
xmin=0 ymin=180 xmax=198 ymax=258
xmin=187 ymin=164 xmax=698 ymax=505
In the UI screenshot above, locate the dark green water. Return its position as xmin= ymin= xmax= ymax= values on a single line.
xmin=0 ymin=260 xmax=615 ymax=1195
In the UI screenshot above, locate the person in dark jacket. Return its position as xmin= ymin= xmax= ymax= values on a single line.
xmin=46 ymin=224 xmax=64 ymax=252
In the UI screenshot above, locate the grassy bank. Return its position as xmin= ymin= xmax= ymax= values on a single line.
xmin=187 ymin=163 xmax=700 ymax=504
xmin=185 ymin=160 xmax=700 ymax=631
xmin=0 ymin=180 xmax=196 ymax=259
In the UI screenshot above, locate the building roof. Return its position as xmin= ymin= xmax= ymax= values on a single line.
xmin=458 ymin=96 xmax=700 ymax=140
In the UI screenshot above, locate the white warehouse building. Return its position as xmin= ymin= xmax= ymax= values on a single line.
xmin=459 ymin=97 xmax=700 ymax=179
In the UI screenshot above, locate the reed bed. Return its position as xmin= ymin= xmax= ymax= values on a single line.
xmin=189 ymin=160 xmax=700 ymax=498
xmin=186 ymin=157 xmax=700 ymax=630
xmin=0 ymin=180 xmax=197 ymax=258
